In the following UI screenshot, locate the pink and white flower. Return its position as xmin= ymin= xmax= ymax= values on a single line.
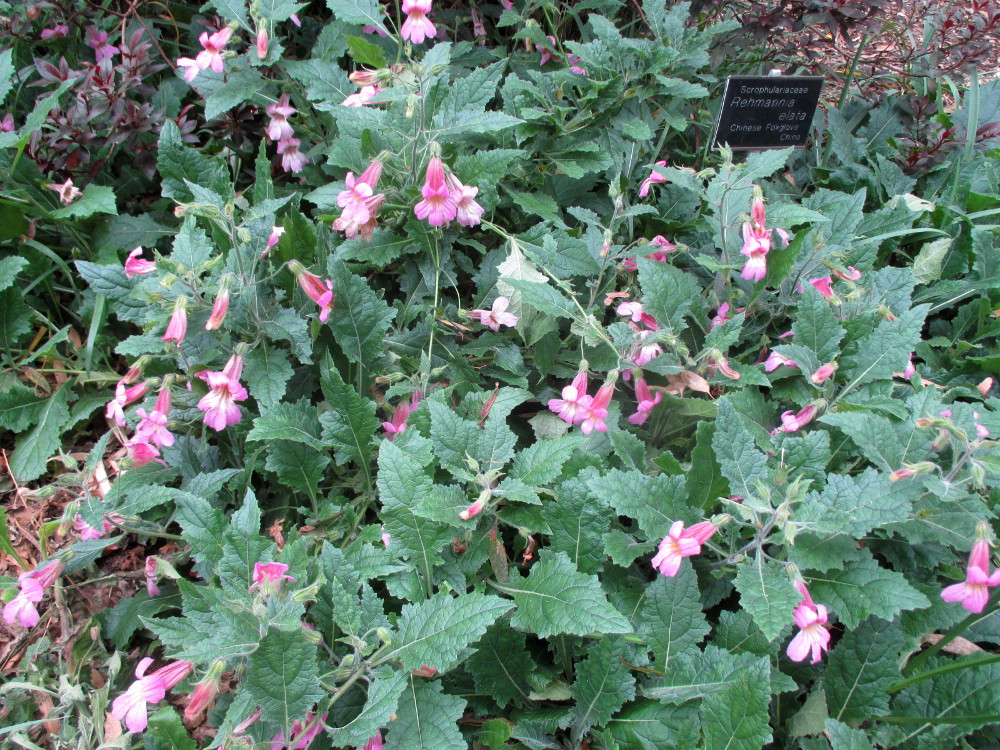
xmin=291 ymin=263 xmax=334 ymax=322
xmin=810 ymin=361 xmax=837 ymax=385
xmin=771 ymin=404 xmax=818 ymax=435
xmin=764 ymin=351 xmax=798 ymax=372
xmin=2 ymin=560 xmax=63 ymax=628
xmin=414 ymin=156 xmax=457 ymax=227
xmin=46 ymin=178 xmax=82 ymax=205
xmin=639 ymin=160 xmax=667 ymax=198
xmin=809 ymin=276 xmax=835 ymax=300
xmin=617 ymin=301 xmax=645 ymax=323
xmin=740 ymin=196 xmax=771 ymax=283
xmin=277 ymin=137 xmax=307 ymax=173
xmin=86 ymin=27 xmax=119 ymax=61
xmin=651 ymin=520 xmax=717 ymax=577
xmin=145 ymin=556 xmax=161 ymax=597
xmin=195 ymin=27 xmax=232 ymax=74
xmin=401 ymin=0 xmax=437 ymax=44
xmin=134 ymin=385 xmax=174 ymax=448
xmin=362 ymin=730 xmax=384 ymax=750
xmin=942 ymin=530 xmax=1000 ymax=613
xmin=106 ymin=380 xmax=149 ymax=427
xmin=786 ymin=582 xmax=831 ymax=664
xmin=265 ymin=94 xmax=297 ymax=142
xmin=337 ymin=160 xmax=384 ymax=226
xmin=341 ymin=86 xmax=384 ymax=107
xmin=196 ymin=352 xmax=248 ymax=431
xmin=834 ymin=266 xmax=862 ymax=281
xmin=710 ymin=302 xmax=731 ymax=329
xmin=548 ymin=371 xmax=589 ymax=424
xmin=124 ymin=247 xmax=156 ymax=278
xmin=445 ymin=173 xmax=484 ymax=227
xmin=270 ymin=712 xmax=328 ymax=750
xmin=628 ymin=376 xmax=662 ymax=426
xmin=578 ymin=380 xmax=615 ymax=434
xmin=162 ymin=297 xmax=187 ymax=347
xmin=111 ymin=659 xmax=193 ymax=734
xmin=205 ymin=280 xmax=230 ymax=331
xmin=251 ymin=562 xmax=296 ymax=592
xmin=467 ymin=296 xmax=518 ymax=331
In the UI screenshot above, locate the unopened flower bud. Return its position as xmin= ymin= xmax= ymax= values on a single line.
xmin=376 ymin=627 xmax=392 ymax=645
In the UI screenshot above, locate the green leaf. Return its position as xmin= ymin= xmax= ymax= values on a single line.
xmin=247 ymin=399 xmax=324 ymax=450
xmin=205 ymin=0 xmax=248 ymax=24
xmin=809 ymin=551 xmax=930 ymax=629
xmin=570 ymin=638 xmax=636 ymax=741
xmin=467 ymin=621 xmax=533 ymax=708
xmin=319 ymin=363 xmax=379 ymax=468
xmin=435 ymin=61 xmax=505 ymax=122
xmin=0 ymin=48 xmax=15 ymax=106
xmin=346 ymin=35 xmax=387 ymax=68
xmin=157 ymin=120 xmax=230 ymax=202
xmin=328 ymin=260 xmax=396 ymax=372
xmin=50 ymin=184 xmax=116 ymax=220
xmin=285 ymin=58 xmax=354 ymax=103
xmin=686 ymin=421 xmax=730 ymax=509
xmin=841 ymin=304 xmax=929 ymax=391
xmin=607 ymin=700 xmax=700 ymax=750
xmin=510 ymin=436 xmax=583 ymax=486
xmin=734 ymin=556 xmax=800 ymax=642
xmin=712 ymin=398 xmax=769 ymax=502
xmin=586 ymin=470 xmax=687 ymax=539
xmin=261 ymin=306 xmax=312 ymax=364
xmin=502 ymin=278 xmax=579 ymax=321
xmin=103 ymin=591 xmax=177 ymax=649
xmin=0 ymin=384 xmax=45 ymax=432
xmin=825 ymin=617 xmax=903 ymax=723
xmin=242 ymin=345 xmax=293 ymax=410
xmin=432 ymin=110 xmax=522 ymax=138
xmin=825 ymin=719 xmax=875 ymax=750
xmin=384 ymin=679 xmax=467 ymax=750
xmin=146 ymin=581 xmax=260 ymax=661
xmin=912 ymin=237 xmax=951 ymax=284
xmin=638 ymin=566 xmax=710 ymax=672
xmin=701 ymin=673 xmax=773 ymax=750
xmin=327 ymin=669 xmax=407 ymax=746
xmin=257 ymin=0 xmax=306 ymax=22
xmin=503 ymin=551 xmax=631 ymax=638
xmin=637 ymin=257 xmax=702 ymax=334
xmin=796 ymin=469 xmax=914 ymax=538
xmin=10 ymin=385 xmax=73 ymax=482
xmin=174 ymin=494 xmax=230 ymax=576
xmin=384 ymin=591 xmax=514 ymax=671
xmin=171 ymin=216 xmax=214 ymax=270
xmin=247 ymin=628 xmax=324 ymax=724
xmin=0 ymin=256 xmax=28 ymax=293
xmin=819 ymin=412 xmax=904 ymax=473
xmin=427 ymin=400 xmax=480 ymax=478
xmin=0 ymin=288 xmax=33 ymax=352
xmin=541 ymin=477 xmax=608 ymax=574
xmin=144 ymin=707 xmax=196 ymax=750
xmin=324 ymin=0 xmax=389 ymax=35
xmin=642 ymin=646 xmax=768 ymax=704
xmin=793 ymin=284 xmax=845 ymax=362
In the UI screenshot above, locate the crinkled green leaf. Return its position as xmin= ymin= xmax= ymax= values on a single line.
xmin=797 ymin=469 xmax=914 ymax=538
xmin=247 ymin=399 xmax=324 ymax=449
xmin=503 ymin=551 xmax=631 ymax=637
xmin=328 ymin=260 xmax=396 ymax=372
xmin=841 ymin=304 xmax=929 ymax=390
xmin=324 ymin=0 xmax=389 ymax=34
xmin=50 ymin=184 xmax=117 ymax=220
xmin=242 ymin=344 xmax=294 ymax=410
xmin=825 ymin=719 xmax=875 ymax=750
xmin=157 ymin=120 xmax=230 ymax=202
xmin=145 ymin=581 xmax=259 ymax=661
xmin=639 ymin=565 xmax=710 ymax=671
xmin=467 ymin=621 xmax=533 ymax=708
xmin=247 ymin=628 xmax=324 ymax=724
xmin=570 ymin=638 xmax=636 ymax=741
xmin=10 ymin=385 xmax=73 ymax=482
xmin=586 ymin=469 xmax=687 ymax=539
xmin=734 ymin=556 xmax=800 ymax=642
xmin=541 ymin=477 xmax=608 ymax=574
xmin=637 ymin=257 xmax=702 ymax=334
xmin=701 ymin=672 xmax=773 ymax=750
xmin=793 ymin=284 xmax=845 ymax=362
xmin=319 ymin=362 xmax=379 ymax=467
xmin=327 ymin=669 xmax=407 ymax=746
xmin=712 ymin=398 xmax=769 ymax=502
xmin=607 ymin=699 xmax=700 ymax=750
xmin=510 ymin=436 xmax=583 ymax=486
xmin=384 ymin=679 xmax=467 ymax=750
xmin=825 ymin=617 xmax=903 ymax=723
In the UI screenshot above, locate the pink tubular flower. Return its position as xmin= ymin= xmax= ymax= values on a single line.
xmin=86 ymin=27 xmax=119 ymax=61
xmin=715 ymin=357 xmax=741 ymax=380
xmin=617 ymin=301 xmax=645 ymax=323
xmin=445 ymin=173 xmax=484 ymax=227
xmin=631 ymin=330 xmax=663 ymax=367
xmin=162 ymin=297 xmax=187 ymax=346
xmin=539 ymin=35 xmax=558 ymax=66
xmin=382 ymin=392 xmax=421 ymax=439
xmin=256 ymin=27 xmax=269 ymax=59
xmin=772 ymin=404 xmax=818 ymax=435
xmin=0 ymin=113 xmax=13 ymax=132
xmin=145 ymin=556 xmax=161 ymax=597
xmin=468 ymin=296 xmax=518 ymax=331
xmin=277 ymin=137 xmax=307 ymax=173
xmin=270 ymin=712 xmax=328 ymax=750
xmin=471 ymin=6 xmax=486 ymax=42
xmin=362 ymin=730 xmax=384 ymax=750
xmin=46 ymin=178 xmax=82 ymax=205
xmin=974 ymin=411 xmax=990 ymax=439
xmin=128 ymin=439 xmax=166 ymax=467
xmin=176 ymin=57 xmax=200 ymax=82
xmin=579 ymin=380 xmax=615 ymax=435
xmin=786 ymin=582 xmax=831 ymax=664
xmin=75 ymin=515 xmax=103 ymax=540
xmin=764 ymin=351 xmax=798 ymax=372
xmin=942 ymin=535 xmax=1000 ymax=613
xmin=262 ymin=226 xmax=284 ymax=257
xmin=740 ymin=197 xmax=771 ymax=282
xmin=106 ymin=380 xmax=149 ymax=427
xmin=549 ymin=371 xmax=589 ymax=425
xmin=135 ymin=385 xmax=174 ymax=448
xmin=809 ymin=276 xmax=835 ymax=300
xmin=400 ymin=0 xmax=436 ymax=44
xmin=414 ymin=156 xmax=457 ymax=227
xmin=265 ymin=94 xmax=297 ymax=142
xmin=639 ymin=160 xmax=667 ymax=198
xmin=124 ymin=246 xmax=156 ymax=278
xmin=112 ymin=659 xmax=194 ymax=734
xmin=291 ymin=264 xmax=335 ymax=322
xmin=205 ymin=283 xmax=230 ymax=331
xmin=834 ymin=266 xmax=862 ymax=281
xmin=810 ymin=361 xmax=837 ymax=385
xmin=2 ymin=560 xmax=63 ymax=628
xmin=628 ymin=376 xmax=662 ymax=426
xmin=196 ymin=352 xmax=248 ymax=431
xmin=337 ymin=161 xmax=383 ymax=226
xmin=41 ymin=24 xmax=70 ymax=39
xmin=184 ymin=662 xmax=223 ymax=722
xmin=195 ymin=27 xmax=233 ymax=74
xmin=902 ymin=353 xmax=916 ymax=380
xmin=459 ymin=492 xmax=489 ymax=521
xmin=710 ymin=302 xmax=731 ymax=329
xmin=341 ymin=85 xmax=383 ymax=107
xmin=651 ymin=520 xmax=717 ymax=577
xmin=251 ymin=562 xmax=296 ymax=592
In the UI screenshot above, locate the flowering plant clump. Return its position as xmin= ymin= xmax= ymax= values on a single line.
xmin=2 ymin=1 xmax=1000 ymax=749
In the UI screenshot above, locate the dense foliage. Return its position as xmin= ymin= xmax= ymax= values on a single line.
xmin=2 ymin=1 xmax=1000 ymax=749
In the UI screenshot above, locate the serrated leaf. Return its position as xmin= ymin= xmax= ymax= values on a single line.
xmin=247 ymin=399 xmax=324 ymax=450
xmin=174 ymin=494 xmax=229 ymax=576
xmin=825 ymin=719 xmax=875 ymax=750
xmin=0 ymin=288 xmax=33 ymax=352
xmin=637 ymin=257 xmax=702 ymax=334
xmin=103 ymin=591 xmax=178 ymax=649
xmin=638 ymin=566 xmax=710 ymax=671
xmin=841 ymin=304 xmax=928 ymax=391
xmin=432 ymin=110 xmax=522 ymax=137
xmin=434 ymin=61 xmax=505 ymax=124
xmin=570 ymin=638 xmax=636 ymax=741
xmin=144 ymin=707 xmax=196 ymax=750
xmin=328 ymin=260 xmax=396 ymax=372
xmin=10 ymin=385 xmax=73 ymax=482
xmin=467 ymin=621 xmax=533 ymax=708
xmin=319 ymin=364 xmax=379 ymax=468
xmin=912 ymin=237 xmax=951 ymax=284
xmin=701 ymin=673 xmax=773 ymax=750
xmin=586 ymin=470 xmax=687 ymax=539
xmin=819 ymin=412 xmax=904 ymax=472
xmin=50 ymin=184 xmax=117 ymax=220
xmin=324 ymin=0 xmax=389 ymax=34
xmin=793 ymin=284 xmax=845 ymax=362
xmin=171 ymin=215 xmax=214 ymax=270
xmin=383 ymin=591 xmax=514 ymax=672
xmin=607 ymin=699 xmax=700 ymax=750
xmin=797 ymin=469 xmax=914 ymax=538
xmin=502 ymin=278 xmax=579 ymax=321
xmin=285 ymin=58 xmax=354 ymax=103
xmin=157 ymin=120 xmax=230 ymax=202
xmin=0 ymin=256 xmax=28 ymax=293
xmin=712 ymin=398 xmax=769 ymax=502
xmin=242 ymin=345 xmax=293 ymax=409
xmin=384 ymin=679 xmax=467 ymax=750
xmin=510 ymin=436 xmax=583 ymax=486
xmin=687 ymin=420 xmax=729 ymax=509
xmin=260 ymin=306 xmax=312 ymax=364
xmin=0 ymin=384 xmax=46 ymax=432
xmin=541 ymin=478 xmax=608 ymax=574
xmin=734 ymin=556 xmax=800 ymax=641
xmin=327 ymin=670 xmax=407 ymax=746
xmin=503 ymin=551 xmax=631 ymax=637
xmin=642 ymin=646 xmax=768 ymax=704
xmin=809 ymin=552 xmax=930 ymax=629
xmin=0 ymin=48 xmax=14 ymax=106
xmin=145 ymin=581 xmax=259 ymax=661
xmin=825 ymin=617 xmax=903 ymax=723
xmin=247 ymin=628 xmax=324 ymax=724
